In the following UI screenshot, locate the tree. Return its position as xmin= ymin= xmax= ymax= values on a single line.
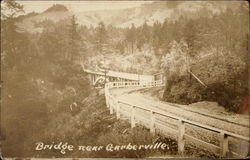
xmin=1 ymin=0 xmax=23 ymax=20
xmin=161 ymin=40 xmax=189 ymax=77
xmin=68 ymin=15 xmax=81 ymax=63
xmin=152 ymin=21 xmax=162 ymax=55
xmin=1 ymin=2 xmax=50 ymax=156
xmin=1 ymin=0 xmax=31 ymax=69
xmin=183 ymin=19 xmax=199 ymax=57
xmin=125 ymin=23 xmax=137 ymax=53
xmin=137 ymin=22 xmax=151 ymax=51
xmin=95 ymin=21 xmax=109 ymax=55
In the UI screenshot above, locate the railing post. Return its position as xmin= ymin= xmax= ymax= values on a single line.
xmin=106 ymin=90 xmax=110 ymax=108
xmin=131 ymin=106 xmax=135 ymax=128
xmin=219 ymin=132 xmax=229 ymax=157
xmin=178 ymin=119 xmax=185 ymax=154
xmin=105 ymin=85 xmax=108 ymax=108
xmin=150 ymin=111 xmax=156 ymax=135
xmin=106 ymin=96 xmax=109 ymax=108
xmin=110 ymin=97 xmax=113 ymax=114
xmin=116 ymin=101 xmax=120 ymax=120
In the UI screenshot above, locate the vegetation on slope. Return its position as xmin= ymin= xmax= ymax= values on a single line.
xmin=34 ymin=92 xmax=178 ymax=158
xmin=1 ymin=1 xmax=248 ymax=158
xmin=1 ymin=2 xmax=174 ymax=158
xmin=160 ymin=6 xmax=248 ymax=113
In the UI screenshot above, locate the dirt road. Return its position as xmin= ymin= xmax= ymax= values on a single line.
xmin=110 ymin=86 xmax=249 ymax=137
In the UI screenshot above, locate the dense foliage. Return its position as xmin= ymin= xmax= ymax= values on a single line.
xmin=76 ymin=2 xmax=247 ymax=112
xmin=1 ymin=0 xmax=91 ymax=156
xmin=1 ymin=1 xmax=172 ymax=157
xmin=0 ymin=0 xmax=248 ymax=158
xmin=160 ymin=5 xmax=248 ymax=113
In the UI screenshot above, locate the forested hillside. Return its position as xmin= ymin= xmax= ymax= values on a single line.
xmin=16 ymin=1 xmax=248 ymax=112
xmin=1 ymin=0 xmax=249 ymax=157
xmin=3 ymin=1 xmax=249 ymax=113
xmin=1 ymin=1 xmax=163 ymax=157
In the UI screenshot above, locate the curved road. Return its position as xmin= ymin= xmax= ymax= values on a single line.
xmin=110 ymin=87 xmax=249 ymax=137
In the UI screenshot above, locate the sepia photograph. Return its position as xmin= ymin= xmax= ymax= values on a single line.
xmin=0 ymin=0 xmax=249 ymax=159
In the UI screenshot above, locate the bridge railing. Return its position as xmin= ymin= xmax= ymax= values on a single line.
xmin=104 ymin=81 xmax=249 ymax=158
xmin=106 ymin=80 xmax=164 ymax=88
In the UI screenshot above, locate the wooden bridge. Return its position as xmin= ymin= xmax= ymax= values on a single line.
xmin=84 ymin=69 xmax=161 ymax=86
xmin=84 ymin=69 xmax=249 ymax=158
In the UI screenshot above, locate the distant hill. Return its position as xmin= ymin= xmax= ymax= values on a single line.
xmin=17 ymin=4 xmax=73 ymax=33
xmin=75 ymin=1 xmax=239 ymax=28
xmin=17 ymin=1 xmax=241 ymax=32
xmin=43 ymin=4 xmax=68 ymax=13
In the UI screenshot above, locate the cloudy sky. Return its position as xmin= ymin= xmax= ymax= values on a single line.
xmin=19 ymin=1 xmax=152 ymax=13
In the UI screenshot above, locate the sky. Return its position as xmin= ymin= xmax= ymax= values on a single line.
xmin=18 ymin=1 xmax=153 ymax=13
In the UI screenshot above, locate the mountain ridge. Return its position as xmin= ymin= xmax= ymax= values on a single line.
xmin=17 ymin=1 xmax=241 ymax=32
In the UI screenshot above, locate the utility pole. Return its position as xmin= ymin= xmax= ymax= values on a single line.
xmin=102 ymin=54 xmax=109 ymax=85
xmin=104 ymin=54 xmax=107 ymax=84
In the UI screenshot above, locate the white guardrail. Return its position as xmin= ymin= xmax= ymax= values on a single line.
xmin=104 ymin=80 xmax=249 ymax=158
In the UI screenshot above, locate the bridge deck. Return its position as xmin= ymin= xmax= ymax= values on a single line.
xmin=84 ymin=69 xmax=154 ymax=82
